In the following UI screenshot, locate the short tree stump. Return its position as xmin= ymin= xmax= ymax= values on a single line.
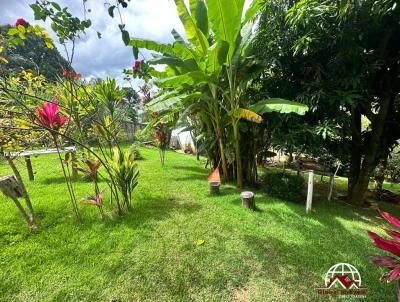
xmin=209 ymin=182 xmax=220 ymax=195
xmin=241 ymin=191 xmax=255 ymax=210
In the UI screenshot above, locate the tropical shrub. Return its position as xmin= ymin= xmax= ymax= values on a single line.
xmin=130 ymin=143 xmax=142 ymax=160
xmin=262 ymin=169 xmax=304 ymax=203
xmin=0 ymin=17 xmax=141 ymax=225
xmin=368 ymin=210 xmax=400 ymax=299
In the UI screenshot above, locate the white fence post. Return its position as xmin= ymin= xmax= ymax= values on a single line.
xmin=328 ymin=173 xmax=334 ymax=201
xmin=306 ymin=170 xmax=314 ymax=214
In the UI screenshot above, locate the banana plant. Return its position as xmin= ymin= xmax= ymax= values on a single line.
xmin=128 ymin=0 xmax=308 ymax=187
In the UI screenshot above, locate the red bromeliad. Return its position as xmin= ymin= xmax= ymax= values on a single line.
xmin=35 ymin=100 xmax=68 ymax=130
xmin=368 ymin=210 xmax=400 ymax=286
xmin=15 ymin=18 xmax=30 ymax=28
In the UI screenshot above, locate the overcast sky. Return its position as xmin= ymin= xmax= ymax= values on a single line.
xmin=0 ymin=0 xmax=185 ymax=85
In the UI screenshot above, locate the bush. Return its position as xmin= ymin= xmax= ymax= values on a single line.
xmin=262 ymin=169 xmax=305 ymax=203
xmin=130 ymin=143 xmax=142 ymax=160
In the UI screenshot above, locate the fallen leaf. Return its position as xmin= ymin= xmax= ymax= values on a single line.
xmin=195 ymin=239 xmax=205 ymax=246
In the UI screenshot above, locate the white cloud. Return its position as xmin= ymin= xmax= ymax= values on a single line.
xmin=0 ymin=0 xmax=184 ymax=86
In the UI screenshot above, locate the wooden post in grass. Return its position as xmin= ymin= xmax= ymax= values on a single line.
xmin=25 ymin=156 xmax=34 ymax=181
xmin=306 ymin=170 xmax=314 ymax=214
xmin=328 ymin=163 xmax=341 ymax=202
xmin=71 ymin=150 xmax=78 ymax=179
xmin=328 ymin=173 xmax=334 ymax=201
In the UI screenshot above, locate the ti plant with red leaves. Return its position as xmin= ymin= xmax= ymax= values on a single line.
xmin=368 ymin=209 xmax=400 ymax=299
xmin=77 ymin=158 xmax=101 ymax=194
xmin=81 ymin=190 xmax=106 ymax=219
xmin=154 ymin=122 xmax=170 ymax=166
xmin=34 ymin=100 xmax=82 ymax=222
xmin=35 ymin=100 xmax=68 ymax=131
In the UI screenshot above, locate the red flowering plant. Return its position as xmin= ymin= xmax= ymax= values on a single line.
xmin=7 ymin=19 xmax=54 ymax=50
xmin=154 ymin=122 xmax=170 ymax=166
xmin=15 ymin=18 xmax=30 ymax=28
xmin=35 ymin=99 xmax=68 ymax=131
xmin=139 ymin=83 xmax=175 ymax=166
xmin=132 ymin=60 xmax=141 ymax=75
xmin=122 ymin=60 xmax=152 ymax=82
xmin=368 ymin=209 xmax=400 ymax=297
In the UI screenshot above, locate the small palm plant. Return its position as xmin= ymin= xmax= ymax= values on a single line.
xmin=107 ymin=147 xmax=139 ymax=210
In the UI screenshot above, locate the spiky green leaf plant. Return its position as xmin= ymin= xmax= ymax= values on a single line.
xmin=107 ymin=147 xmax=139 ymax=210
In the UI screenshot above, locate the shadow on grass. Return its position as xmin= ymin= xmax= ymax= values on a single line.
xmin=172 ymin=165 xmax=208 ymax=175
xmin=39 ymin=176 xmax=93 ymax=185
xmin=173 ymin=175 xmax=207 ymax=182
xmin=237 ymin=205 xmax=396 ymax=301
xmin=83 ymin=194 xmax=202 ymax=231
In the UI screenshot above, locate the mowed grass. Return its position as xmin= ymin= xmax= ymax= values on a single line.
xmin=0 ymin=147 xmax=399 ymax=301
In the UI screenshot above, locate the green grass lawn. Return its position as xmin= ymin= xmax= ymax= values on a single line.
xmin=0 ymin=148 xmax=399 ymax=301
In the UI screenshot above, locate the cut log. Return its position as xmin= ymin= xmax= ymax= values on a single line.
xmin=25 ymin=156 xmax=34 ymax=181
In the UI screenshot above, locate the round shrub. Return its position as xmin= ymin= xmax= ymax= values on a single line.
xmin=262 ymin=169 xmax=305 ymax=203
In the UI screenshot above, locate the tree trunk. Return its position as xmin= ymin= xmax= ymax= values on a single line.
xmin=233 ymin=121 xmax=243 ymax=188
xmin=217 ymin=136 xmax=229 ymax=182
xmin=348 ymin=108 xmax=362 ymax=197
xmin=348 ymin=95 xmax=392 ymax=205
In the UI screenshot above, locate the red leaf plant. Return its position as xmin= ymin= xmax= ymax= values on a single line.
xmin=368 ymin=209 xmax=400 ymax=291
xmin=35 ymin=99 xmax=82 ymax=221
xmin=15 ymin=18 xmax=30 ymax=28
xmin=78 ymin=159 xmax=101 ymax=180
xmin=81 ymin=190 xmax=106 ymax=219
xmin=35 ymin=100 xmax=68 ymax=131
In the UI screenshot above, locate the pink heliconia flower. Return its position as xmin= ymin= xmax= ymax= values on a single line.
xmin=368 ymin=209 xmax=400 ymax=283
xmin=35 ymin=100 xmax=68 ymax=130
xmin=15 ymin=18 xmax=30 ymax=28
xmin=81 ymin=190 xmax=105 ymax=207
